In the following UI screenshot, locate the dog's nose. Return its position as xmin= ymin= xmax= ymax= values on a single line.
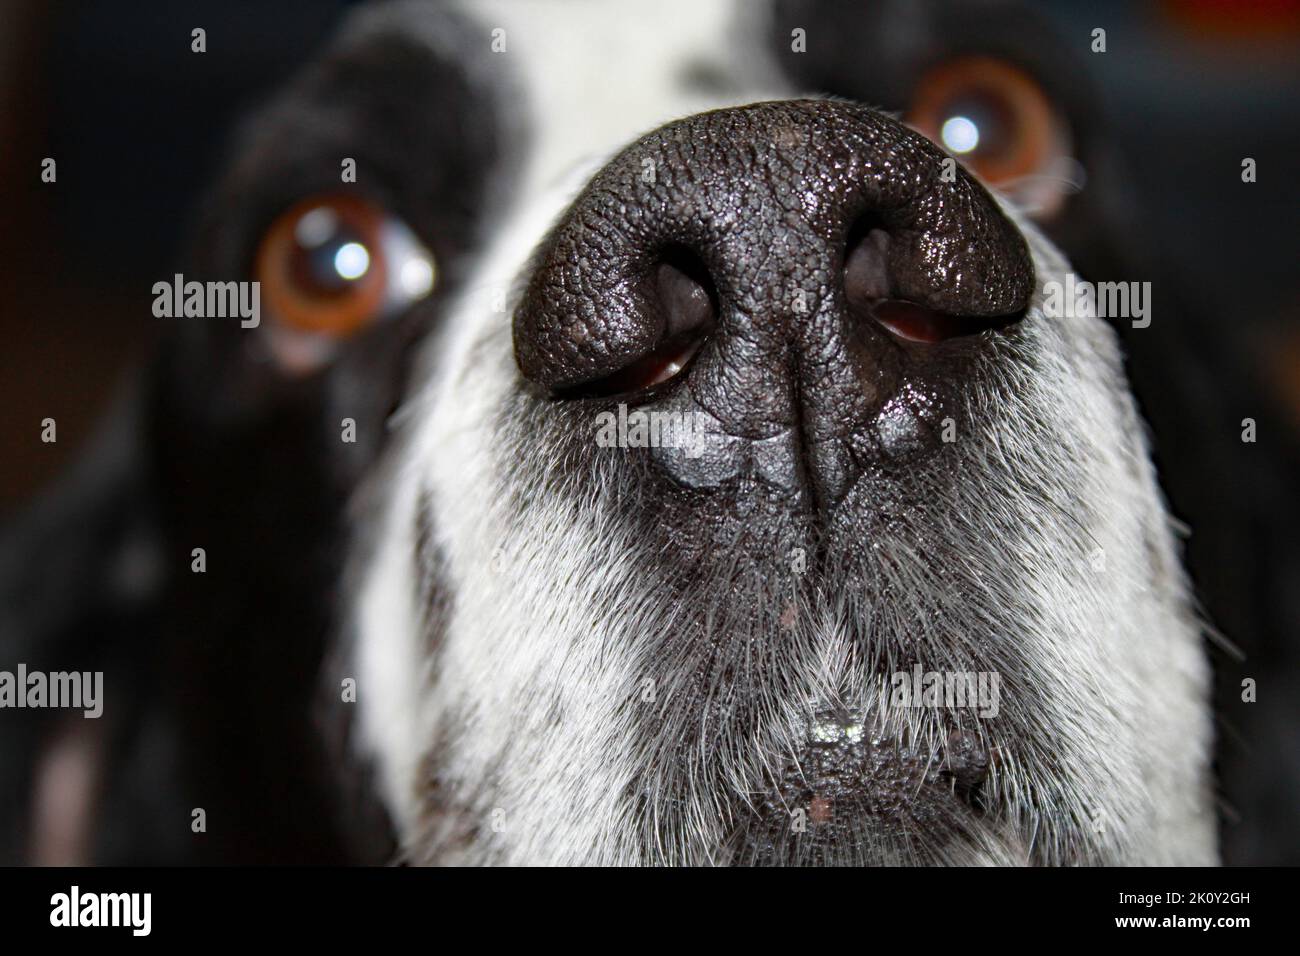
xmin=514 ymin=100 xmax=1033 ymax=507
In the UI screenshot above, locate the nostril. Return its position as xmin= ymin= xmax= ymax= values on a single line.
xmin=843 ymin=215 xmax=893 ymax=307
xmin=843 ymin=215 xmax=1024 ymax=344
xmin=553 ymin=245 xmax=717 ymax=399
xmin=657 ymin=245 xmax=717 ymax=341
xmin=868 ymin=299 xmax=985 ymax=343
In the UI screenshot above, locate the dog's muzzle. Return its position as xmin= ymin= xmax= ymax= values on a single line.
xmin=513 ymin=100 xmax=1033 ymax=513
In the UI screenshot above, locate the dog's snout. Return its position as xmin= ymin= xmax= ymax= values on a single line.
xmin=514 ymin=100 xmax=1034 ymax=506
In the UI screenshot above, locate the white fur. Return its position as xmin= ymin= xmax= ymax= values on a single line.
xmin=467 ymin=0 xmax=784 ymax=198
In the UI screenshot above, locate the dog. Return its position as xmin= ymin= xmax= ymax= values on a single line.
xmin=2 ymin=0 xmax=1233 ymax=865
xmin=332 ymin=0 xmax=1217 ymax=865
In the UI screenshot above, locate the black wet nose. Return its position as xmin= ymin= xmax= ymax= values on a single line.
xmin=513 ymin=100 xmax=1033 ymax=508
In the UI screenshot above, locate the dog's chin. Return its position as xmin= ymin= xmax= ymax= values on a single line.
xmin=407 ymin=496 xmax=1051 ymax=866
xmin=598 ymin=563 xmax=1034 ymax=866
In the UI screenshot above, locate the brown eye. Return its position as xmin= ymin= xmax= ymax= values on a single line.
xmin=907 ymin=56 xmax=1071 ymax=207
xmin=255 ymin=194 xmax=436 ymax=341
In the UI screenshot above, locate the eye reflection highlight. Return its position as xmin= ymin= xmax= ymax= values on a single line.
xmin=333 ymin=242 xmax=371 ymax=281
xmin=399 ymin=258 xmax=434 ymax=297
xmin=941 ymin=115 xmax=980 ymax=154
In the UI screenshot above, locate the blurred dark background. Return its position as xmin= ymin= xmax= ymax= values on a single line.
xmin=1 ymin=0 xmax=1297 ymax=863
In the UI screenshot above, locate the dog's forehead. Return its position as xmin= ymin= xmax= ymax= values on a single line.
xmin=449 ymin=0 xmax=785 ymax=191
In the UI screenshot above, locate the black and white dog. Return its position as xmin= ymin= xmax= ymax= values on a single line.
xmin=336 ymin=0 xmax=1216 ymax=865
xmin=4 ymin=0 xmax=1237 ymax=865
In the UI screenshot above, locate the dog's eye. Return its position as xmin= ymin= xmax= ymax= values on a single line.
xmin=906 ymin=56 xmax=1074 ymax=218
xmin=254 ymin=194 xmax=435 ymax=370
